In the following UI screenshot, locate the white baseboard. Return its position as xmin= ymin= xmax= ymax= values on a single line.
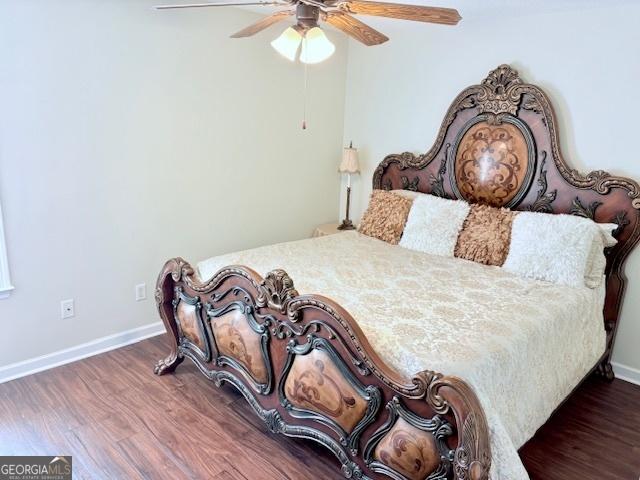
xmin=2 ymin=323 xmax=638 ymax=388
xmin=0 ymin=322 xmax=166 ymax=384
xmin=612 ymin=361 xmax=640 ymax=386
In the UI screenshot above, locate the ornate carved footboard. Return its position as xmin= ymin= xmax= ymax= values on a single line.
xmin=154 ymin=258 xmax=491 ymax=480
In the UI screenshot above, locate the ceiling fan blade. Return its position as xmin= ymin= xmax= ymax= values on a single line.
xmin=324 ymin=11 xmax=388 ymax=46
xmin=230 ymin=10 xmax=294 ymax=37
xmin=336 ymin=1 xmax=461 ymax=25
xmin=154 ymin=1 xmax=284 ymax=10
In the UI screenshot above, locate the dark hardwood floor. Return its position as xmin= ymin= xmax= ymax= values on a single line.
xmin=1 ymin=335 xmax=639 ymax=479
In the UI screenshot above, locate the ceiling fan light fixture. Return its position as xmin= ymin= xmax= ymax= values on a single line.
xmin=300 ymin=27 xmax=335 ymax=64
xmin=270 ymin=26 xmax=303 ymax=61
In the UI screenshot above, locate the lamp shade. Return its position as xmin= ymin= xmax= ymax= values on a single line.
xmin=271 ymin=27 xmax=302 ymax=62
xmin=300 ymin=27 xmax=335 ymax=64
xmin=339 ymin=144 xmax=360 ymax=174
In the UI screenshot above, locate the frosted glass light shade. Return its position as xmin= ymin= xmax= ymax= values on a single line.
xmin=300 ymin=27 xmax=335 ymax=64
xmin=271 ymin=27 xmax=302 ymax=61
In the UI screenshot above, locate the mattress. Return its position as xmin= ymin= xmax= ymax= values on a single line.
xmin=197 ymin=231 xmax=607 ymax=479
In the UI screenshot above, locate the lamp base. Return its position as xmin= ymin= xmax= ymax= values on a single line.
xmin=337 ymin=219 xmax=356 ymax=231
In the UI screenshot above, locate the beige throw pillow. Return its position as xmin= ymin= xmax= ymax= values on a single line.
xmin=358 ymin=190 xmax=414 ymax=244
xmin=454 ymin=204 xmax=518 ymax=266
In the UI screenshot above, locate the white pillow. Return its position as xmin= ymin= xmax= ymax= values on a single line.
xmin=392 ymin=189 xmax=421 ymax=200
xmin=584 ymin=223 xmax=618 ymax=288
xmin=399 ymin=195 xmax=470 ymax=257
xmin=503 ymin=212 xmax=616 ymax=288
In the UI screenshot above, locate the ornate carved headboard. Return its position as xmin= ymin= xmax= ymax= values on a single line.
xmin=372 ymin=64 xmax=640 ymax=379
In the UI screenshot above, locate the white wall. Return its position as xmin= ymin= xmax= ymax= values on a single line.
xmin=0 ymin=0 xmax=347 ymax=367
xmin=341 ymin=4 xmax=640 ymax=373
xmin=2 ymin=0 xmax=639 ymax=380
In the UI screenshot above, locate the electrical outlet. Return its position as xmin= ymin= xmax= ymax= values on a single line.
xmin=61 ymin=299 xmax=75 ymax=319
xmin=135 ymin=283 xmax=147 ymax=302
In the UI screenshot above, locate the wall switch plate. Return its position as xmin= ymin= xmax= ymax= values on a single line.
xmin=61 ymin=299 xmax=75 ymax=319
xmin=135 ymin=283 xmax=147 ymax=302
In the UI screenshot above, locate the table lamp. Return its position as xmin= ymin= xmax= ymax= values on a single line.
xmin=338 ymin=142 xmax=360 ymax=230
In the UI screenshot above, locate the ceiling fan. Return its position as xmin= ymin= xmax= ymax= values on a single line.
xmin=154 ymin=0 xmax=461 ymax=63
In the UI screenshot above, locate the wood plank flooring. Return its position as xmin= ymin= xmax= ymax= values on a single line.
xmin=0 ymin=335 xmax=638 ymax=479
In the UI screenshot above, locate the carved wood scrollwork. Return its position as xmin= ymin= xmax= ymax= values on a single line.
xmin=373 ymin=151 xmax=428 ymax=193
xmin=171 ymin=258 xmax=195 ymax=282
xmin=567 ymin=170 xmax=640 ymax=209
xmin=453 ymin=413 xmax=490 ymax=480
xmin=521 ymin=94 xmax=543 ymax=116
xmin=401 ymin=176 xmax=420 ymax=192
xmin=570 ymin=197 xmax=602 ymax=220
xmin=611 ymin=211 xmax=630 ymax=238
xmin=476 ymin=64 xmax=523 ymax=116
xmin=528 ymin=152 xmax=557 ymax=213
xmin=271 ymin=316 xmax=371 ymax=376
xmin=429 ymin=146 xmax=449 ymax=198
xmin=257 ymin=269 xmax=299 ymax=315
xmin=423 ymin=374 xmax=491 ymax=480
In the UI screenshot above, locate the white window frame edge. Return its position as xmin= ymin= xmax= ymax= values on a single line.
xmin=0 ymin=200 xmax=14 ymax=299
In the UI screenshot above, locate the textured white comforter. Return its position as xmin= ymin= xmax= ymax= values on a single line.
xmin=197 ymin=232 xmax=606 ymax=479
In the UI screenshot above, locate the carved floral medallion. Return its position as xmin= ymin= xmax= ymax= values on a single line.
xmin=173 ymin=288 xmax=210 ymax=362
xmin=211 ymin=309 xmax=268 ymax=384
xmin=454 ymin=121 xmax=530 ymax=207
xmin=177 ymin=301 xmax=205 ymax=350
xmin=374 ymin=417 xmax=441 ymax=480
xmin=284 ymin=348 xmax=368 ymax=433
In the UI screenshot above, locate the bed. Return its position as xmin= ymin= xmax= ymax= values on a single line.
xmin=153 ymin=65 xmax=640 ymax=480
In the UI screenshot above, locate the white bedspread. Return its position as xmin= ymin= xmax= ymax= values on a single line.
xmin=197 ymin=232 xmax=606 ymax=479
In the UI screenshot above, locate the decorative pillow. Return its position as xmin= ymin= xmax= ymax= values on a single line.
xmin=584 ymin=223 xmax=618 ymax=288
xmin=454 ymin=204 xmax=518 ymax=266
xmin=399 ymin=195 xmax=470 ymax=257
xmin=391 ymin=189 xmax=421 ymax=200
xmin=358 ymin=190 xmax=414 ymax=244
xmin=503 ymin=212 xmax=616 ymax=288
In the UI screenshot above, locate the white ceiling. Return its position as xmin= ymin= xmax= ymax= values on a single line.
xmin=159 ymin=0 xmax=638 ymax=37
xmin=398 ymin=0 xmax=633 ymax=15
xmin=234 ymin=0 xmax=636 ymax=17
xmin=349 ymin=0 xmax=637 ymax=30
xmin=442 ymin=0 xmax=636 ymax=20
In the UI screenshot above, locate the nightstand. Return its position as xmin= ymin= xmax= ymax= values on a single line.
xmin=312 ymin=223 xmax=353 ymax=238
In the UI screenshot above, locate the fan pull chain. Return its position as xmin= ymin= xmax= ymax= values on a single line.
xmin=302 ymin=56 xmax=308 ymax=130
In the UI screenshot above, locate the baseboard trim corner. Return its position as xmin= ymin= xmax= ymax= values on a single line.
xmin=0 ymin=322 xmax=166 ymax=384
xmin=612 ymin=361 xmax=640 ymax=386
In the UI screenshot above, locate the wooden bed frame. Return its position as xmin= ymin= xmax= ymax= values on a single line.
xmin=154 ymin=65 xmax=640 ymax=480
